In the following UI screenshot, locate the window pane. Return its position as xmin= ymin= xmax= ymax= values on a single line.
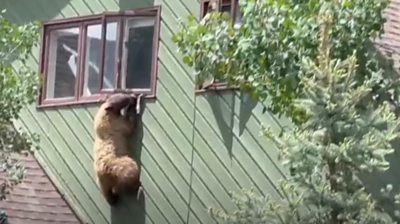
xmin=83 ymin=24 xmax=102 ymax=96
xmin=122 ymin=17 xmax=155 ymax=89
xmin=221 ymin=4 xmax=231 ymax=15
xmin=204 ymin=2 xmax=210 ymax=16
xmin=46 ymin=27 xmax=79 ymax=99
xmin=234 ymin=0 xmax=242 ymax=27
xmin=203 ymin=1 xmax=216 ymax=16
xmin=103 ymin=21 xmax=118 ymax=90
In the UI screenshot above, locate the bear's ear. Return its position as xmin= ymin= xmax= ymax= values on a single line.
xmin=104 ymin=104 xmax=119 ymax=116
xmin=104 ymin=105 xmax=114 ymax=111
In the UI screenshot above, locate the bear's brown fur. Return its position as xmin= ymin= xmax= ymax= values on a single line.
xmin=93 ymin=93 xmax=142 ymax=206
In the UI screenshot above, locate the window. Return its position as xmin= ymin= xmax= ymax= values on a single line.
xmin=201 ymin=0 xmax=242 ymax=28
xmin=197 ymin=0 xmax=241 ymax=92
xmin=38 ymin=6 xmax=161 ymax=107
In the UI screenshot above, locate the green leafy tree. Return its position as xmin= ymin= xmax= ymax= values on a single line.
xmin=173 ymin=0 xmax=395 ymax=124
xmin=0 ymin=10 xmax=40 ymax=199
xmin=173 ymin=0 xmax=400 ymax=223
xmin=210 ymin=13 xmax=400 ymax=223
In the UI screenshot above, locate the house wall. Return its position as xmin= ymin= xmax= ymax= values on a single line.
xmin=3 ymin=0 xmax=290 ymax=223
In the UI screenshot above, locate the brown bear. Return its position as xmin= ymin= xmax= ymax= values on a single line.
xmin=93 ymin=93 xmax=142 ymax=206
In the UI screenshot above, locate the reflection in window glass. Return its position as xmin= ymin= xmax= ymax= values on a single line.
xmin=221 ymin=4 xmax=231 ymax=15
xmin=103 ymin=21 xmax=118 ymax=90
xmin=203 ymin=1 xmax=217 ymax=16
xmin=122 ymin=17 xmax=155 ymax=89
xmin=83 ymin=24 xmax=102 ymax=96
xmin=234 ymin=0 xmax=242 ymax=27
xmin=46 ymin=27 xmax=79 ymax=99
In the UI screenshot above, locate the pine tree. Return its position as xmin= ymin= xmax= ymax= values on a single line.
xmin=208 ymin=12 xmax=400 ymax=224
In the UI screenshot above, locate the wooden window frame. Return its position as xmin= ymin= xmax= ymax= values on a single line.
xmin=200 ymin=0 xmax=239 ymax=23
xmin=37 ymin=6 xmax=161 ymax=108
xmin=196 ymin=0 xmax=240 ymax=93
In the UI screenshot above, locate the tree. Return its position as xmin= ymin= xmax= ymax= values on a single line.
xmin=0 ymin=9 xmax=40 ymax=200
xmin=173 ymin=0 xmax=400 ymax=223
xmin=211 ymin=13 xmax=400 ymax=224
xmin=173 ymin=0 xmax=395 ymax=124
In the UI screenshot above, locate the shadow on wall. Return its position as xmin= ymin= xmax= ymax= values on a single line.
xmin=110 ymin=194 xmax=146 ymax=224
xmin=118 ymin=0 xmax=154 ymax=10
xmin=203 ymin=90 xmax=257 ymax=158
xmin=204 ymin=91 xmax=235 ymax=157
xmin=238 ymin=92 xmax=258 ymax=135
xmin=2 ymin=0 xmax=70 ymax=23
xmin=111 ymin=102 xmax=148 ymax=224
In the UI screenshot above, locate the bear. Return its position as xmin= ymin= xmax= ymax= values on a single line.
xmin=93 ymin=93 xmax=143 ymax=206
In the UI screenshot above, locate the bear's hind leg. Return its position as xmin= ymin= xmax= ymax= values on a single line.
xmin=98 ymin=175 xmax=120 ymax=206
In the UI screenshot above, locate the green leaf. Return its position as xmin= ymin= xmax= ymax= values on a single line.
xmin=182 ymin=56 xmax=193 ymax=66
xmin=0 ymin=14 xmax=40 ymax=201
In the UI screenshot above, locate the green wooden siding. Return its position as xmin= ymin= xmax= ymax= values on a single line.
xmin=4 ymin=0 xmax=289 ymax=223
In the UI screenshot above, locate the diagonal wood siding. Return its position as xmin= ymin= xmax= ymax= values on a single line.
xmin=4 ymin=0 xmax=288 ymax=223
xmin=4 ymin=0 xmax=400 ymax=223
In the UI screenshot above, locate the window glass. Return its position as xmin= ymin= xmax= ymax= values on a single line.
xmin=83 ymin=24 xmax=102 ymax=96
xmin=221 ymin=4 xmax=231 ymax=15
xmin=40 ymin=8 xmax=160 ymax=105
xmin=234 ymin=0 xmax=242 ymax=27
xmin=103 ymin=21 xmax=119 ymax=90
xmin=121 ymin=17 xmax=155 ymax=89
xmin=203 ymin=1 xmax=215 ymax=16
xmin=46 ymin=27 xmax=79 ymax=99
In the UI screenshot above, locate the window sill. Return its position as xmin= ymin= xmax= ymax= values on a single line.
xmin=36 ymin=93 xmax=155 ymax=109
xmin=195 ymin=83 xmax=239 ymax=94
